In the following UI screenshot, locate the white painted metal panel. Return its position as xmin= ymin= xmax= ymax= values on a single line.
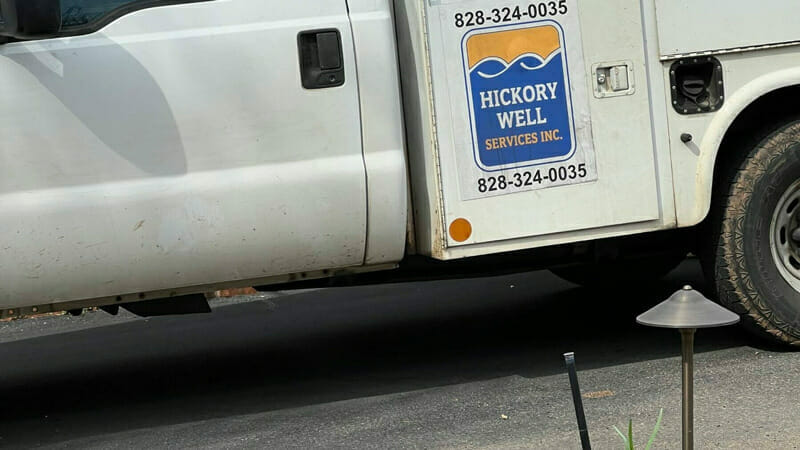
xmin=655 ymin=0 xmax=800 ymax=57
xmin=347 ymin=0 xmax=410 ymax=265
xmin=422 ymin=0 xmax=661 ymax=254
xmin=665 ymin=48 xmax=800 ymax=227
xmin=0 ymin=1 xmax=367 ymax=308
xmin=394 ymin=0 xmax=447 ymax=257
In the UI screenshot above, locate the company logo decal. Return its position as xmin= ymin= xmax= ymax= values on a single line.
xmin=463 ymin=22 xmax=576 ymax=171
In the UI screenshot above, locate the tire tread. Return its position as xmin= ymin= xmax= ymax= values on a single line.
xmin=708 ymin=120 xmax=800 ymax=346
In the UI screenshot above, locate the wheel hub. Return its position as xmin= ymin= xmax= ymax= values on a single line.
xmin=770 ymin=179 xmax=800 ymax=289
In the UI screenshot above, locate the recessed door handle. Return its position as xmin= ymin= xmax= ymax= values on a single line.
xmin=298 ymin=29 xmax=345 ymax=89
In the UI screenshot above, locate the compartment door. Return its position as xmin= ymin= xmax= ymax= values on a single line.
xmin=426 ymin=0 xmax=661 ymax=248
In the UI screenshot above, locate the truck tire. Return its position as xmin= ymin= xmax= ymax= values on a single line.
xmin=550 ymin=252 xmax=686 ymax=288
xmin=705 ymin=119 xmax=800 ymax=345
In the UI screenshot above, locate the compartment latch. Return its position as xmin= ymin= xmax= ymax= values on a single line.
xmin=592 ymin=61 xmax=635 ymax=98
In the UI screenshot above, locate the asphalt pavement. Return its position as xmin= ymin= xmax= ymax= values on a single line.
xmin=0 ymin=259 xmax=798 ymax=449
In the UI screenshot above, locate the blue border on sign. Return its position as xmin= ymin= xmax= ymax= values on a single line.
xmin=460 ymin=19 xmax=579 ymax=173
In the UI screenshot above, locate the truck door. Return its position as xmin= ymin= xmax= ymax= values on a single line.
xmin=0 ymin=1 xmax=367 ymax=307
xmin=416 ymin=0 xmax=667 ymax=256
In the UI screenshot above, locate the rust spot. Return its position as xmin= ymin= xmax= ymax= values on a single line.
xmin=213 ymin=287 xmax=258 ymax=298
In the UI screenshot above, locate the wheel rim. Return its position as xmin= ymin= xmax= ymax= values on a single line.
xmin=770 ymin=179 xmax=800 ymax=291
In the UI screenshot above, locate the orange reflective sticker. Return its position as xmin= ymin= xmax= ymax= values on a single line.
xmin=449 ymin=218 xmax=473 ymax=242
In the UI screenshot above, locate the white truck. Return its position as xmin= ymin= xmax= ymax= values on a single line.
xmin=1 ymin=0 xmax=799 ymax=344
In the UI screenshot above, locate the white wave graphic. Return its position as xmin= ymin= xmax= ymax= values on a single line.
xmin=474 ymin=49 xmax=562 ymax=79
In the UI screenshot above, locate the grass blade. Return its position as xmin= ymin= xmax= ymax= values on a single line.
xmin=644 ymin=408 xmax=664 ymax=450
xmin=613 ymin=425 xmax=629 ymax=445
xmin=628 ymin=420 xmax=634 ymax=450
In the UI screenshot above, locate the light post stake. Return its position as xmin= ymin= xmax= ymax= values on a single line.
xmin=564 ymin=352 xmax=591 ymax=450
xmin=637 ymin=285 xmax=739 ymax=450
xmin=680 ymin=328 xmax=695 ymax=450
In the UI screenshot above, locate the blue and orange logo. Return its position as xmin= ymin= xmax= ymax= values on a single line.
xmin=462 ymin=22 xmax=575 ymax=171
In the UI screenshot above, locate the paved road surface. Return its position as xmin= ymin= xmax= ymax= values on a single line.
xmin=0 ymin=260 xmax=798 ymax=449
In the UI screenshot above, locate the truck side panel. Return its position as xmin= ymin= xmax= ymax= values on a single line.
xmin=0 ymin=1 xmax=368 ymax=309
xmin=655 ymin=0 xmax=800 ymax=57
xmin=347 ymin=0 xmax=410 ymax=265
xmin=397 ymin=0 xmax=677 ymax=259
xmin=667 ymin=50 xmax=800 ymax=227
xmin=654 ymin=0 xmax=800 ymax=228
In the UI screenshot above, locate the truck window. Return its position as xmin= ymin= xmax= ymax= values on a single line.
xmin=60 ymin=0 xmax=207 ymax=30
xmin=61 ymin=0 xmax=153 ymax=28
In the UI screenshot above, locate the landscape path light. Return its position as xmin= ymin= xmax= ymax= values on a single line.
xmin=636 ymin=285 xmax=739 ymax=450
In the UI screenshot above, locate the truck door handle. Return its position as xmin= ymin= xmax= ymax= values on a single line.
xmin=298 ymin=29 xmax=345 ymax=89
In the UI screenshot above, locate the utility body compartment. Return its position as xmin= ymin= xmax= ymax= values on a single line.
xmin=397 ymin=0 xmax=672 ymax=260
xmin=654 ymin=0 xmax=800 ymax=58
